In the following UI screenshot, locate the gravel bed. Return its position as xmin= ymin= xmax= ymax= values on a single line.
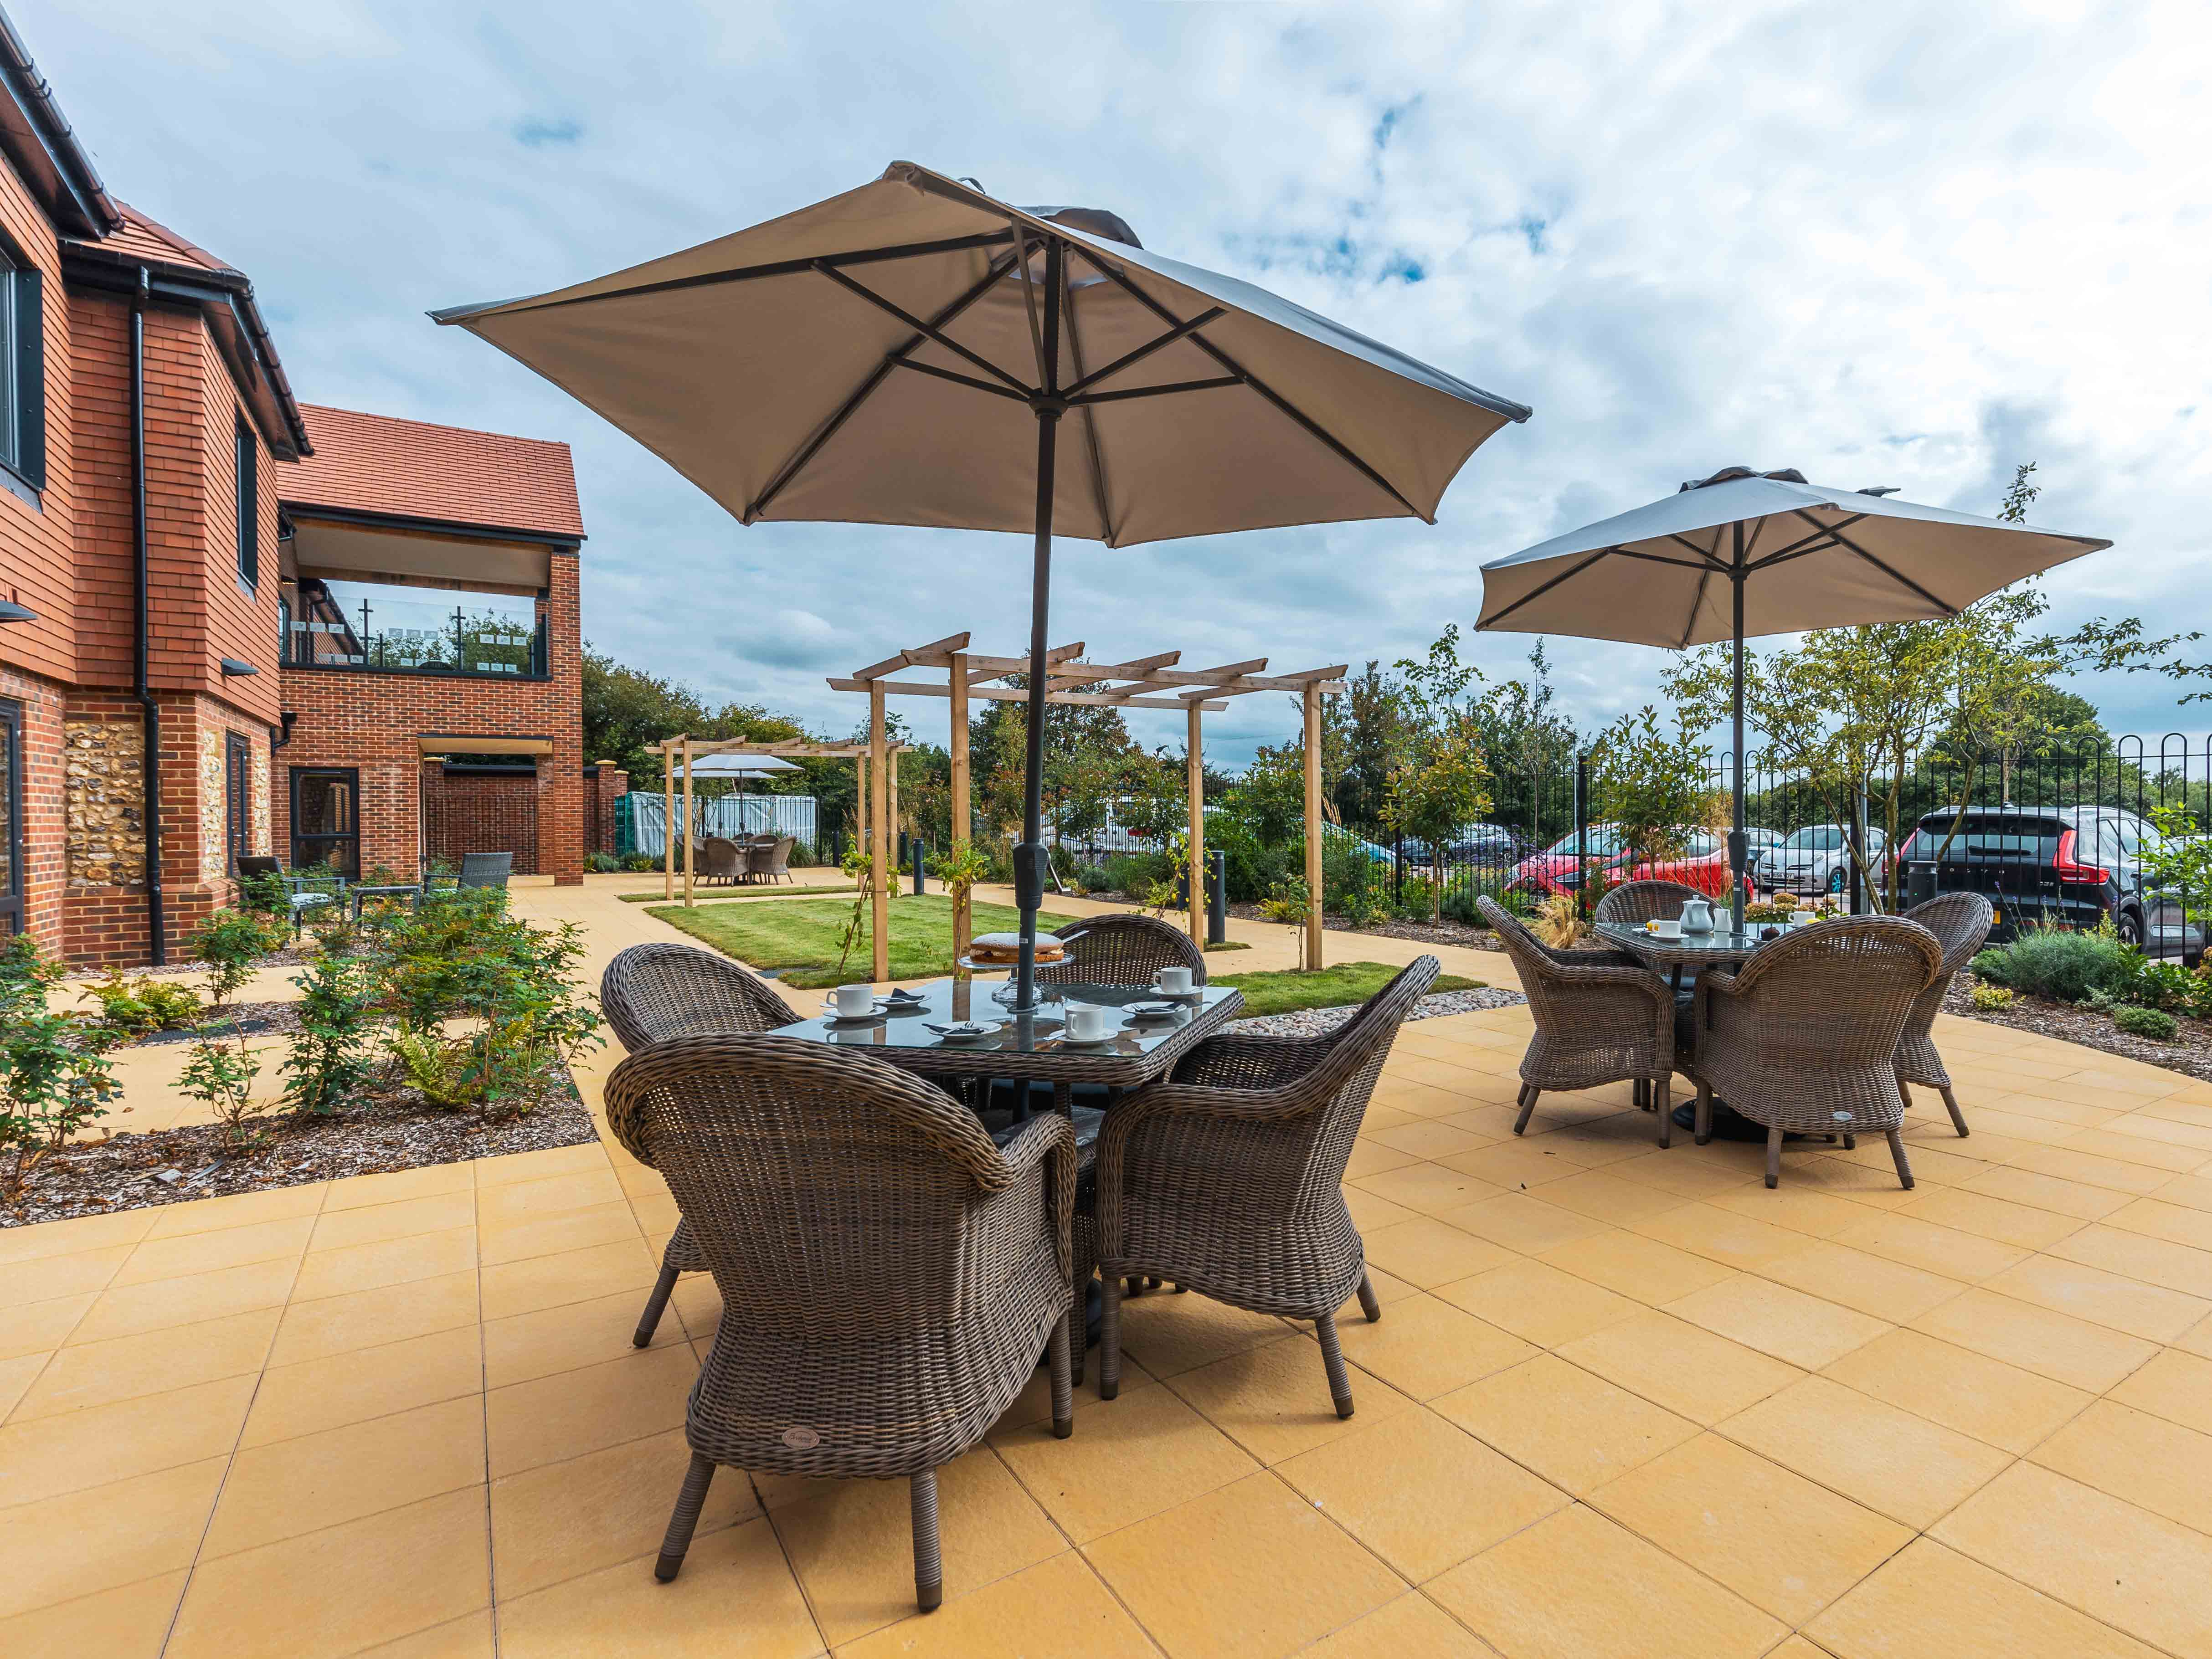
xmin=1224 ymin=984 xmax=1527 ymax=1038
xmin=3 ymin=1067 xmax=596 ymax=1229
xmin=1946 ymin=974 xmax=2212 ymax=1085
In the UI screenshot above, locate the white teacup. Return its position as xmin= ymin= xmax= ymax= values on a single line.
xmin=832 ymin=983 xmax=876 ymax=1018
xmin=1154 ymin=966 xmax=1194 ymax=996
xmin=1790 ymin=911 xmax=1820 ymax=926
xmin=1065 ymin=1003 xmax=1111 ymax=1042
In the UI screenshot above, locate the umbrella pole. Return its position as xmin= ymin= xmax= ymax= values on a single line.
xmin=1730 ymin=522 xmax=1747 ymax=931
xmin=1013 ymin=240 xmax=1064 ymax=1015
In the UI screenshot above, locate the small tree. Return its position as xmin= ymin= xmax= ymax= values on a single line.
xmin=179 ymin=1035 xmax=269 ymax=1150
xmin=1591 ymin=706 xmax=1712 ymax=869
xmin=1 ymin=942 xmax=122 ymax=1203
xmin=1381 ymin=721 xmax=1494 ymax=923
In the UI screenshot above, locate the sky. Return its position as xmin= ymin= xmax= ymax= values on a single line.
xmin=31 ymin=0 xmax=2212 ymax=766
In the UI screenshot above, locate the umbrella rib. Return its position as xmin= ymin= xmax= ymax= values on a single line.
xmin=1816 ymin=515 xmax=1960 ymax=616
xmin=447 ymin=231 xmax=1019 ymax=318
xmin=888 ymin=359 xmax=1031 ymax=400
xmin=1068 ymin=244 xmax=1430 ymax=523
xmin=1664 ymin=533 xmax=1734 ymax=572
xmin=813 ymin=262 xmax=1036 ymax=395
xmin=1007 ymin=222 xmax=1049 ymax=386
xmin=1477 ymin=548 xmax=1615 ymax=629
xmin=1069 ymin=376 xmax=1244 ymax=405
xmin=1059 ymin=264 xmax=1118 ymax=545
xmin=1061 ymin=308 xmax=1228 ymax=398
xmin=1742 ymin=514 xmax=1865 ymax=572
xmin=1678 ymin=565 xmax=1711 ymax=650
xmin=746 ymin=250 xmax=1025 ymax=522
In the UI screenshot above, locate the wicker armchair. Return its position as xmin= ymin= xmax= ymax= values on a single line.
xmin=1895 ymin=891 xmax=1995 ymax=1137
xmin=604 ymin=1036 xmax=1075 ymax=1613
xmin=1478 ymin=896 xmax=1677 ymax=1148
xmin=1593 ymin=879 xmax=1705 ymax=927
xmin=747 ymin=835 xmax=796 ymax=884
xmin=1093 ymin=956 xmax=1440 ymax=1419
xmin=600 ymin=944 xmax=802 ymax=1345
xmin=1038 ymin=913 xmax=1206 ymax=987
xmin=1690 ymin=916 xmax=1942 ymax=1188
xmin=701 ymin=837 xmax=745 ymax=885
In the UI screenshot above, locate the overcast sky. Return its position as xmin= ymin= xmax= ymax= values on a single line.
xmin=35 ymin=0 xmax=2211 ymax=765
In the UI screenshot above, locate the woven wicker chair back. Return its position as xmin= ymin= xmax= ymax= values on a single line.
xmin=601 ymin=942 xmax=802 ymax=1053
xmin=1039 ymin=913 xmax=1206 ymax=987
xmin=1595 ymin=880 xmax=1704 ymax=926
xmin=605 ymin=1035 xmax=1022 ymax=1340
xmin=1709 ymin=916 xmax=1941 ymax=1082
xmin=1894 ymin=891 xmax=1994 ymax=1084
xmin=700 ymin=838 xmax=744 ymax=880
xmin=1477 ymin=896 xmax=1587 ymax=1037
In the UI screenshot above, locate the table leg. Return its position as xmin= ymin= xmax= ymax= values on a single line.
xmin=1058 ymin=1080 xmax=1091 ymax=1382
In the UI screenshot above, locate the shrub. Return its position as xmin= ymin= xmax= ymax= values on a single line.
xmin=789 ymin=840 xmax=817 ymax=868
xmin=86 ymin=970 xmax=205 ymax=1036
xmin=238 ymin=868 xmax=291 ymax=918
xmin=2105 ymin=949 xmax=2199 ymax=1014
xmin=1074 ymin=863 xmax=1112 ymax=895
xmin=1 ymin=969 xmax=120 ymax=1202
xmin=1532 ymin=891 xmax=1588 ymax=950
xmin=1970 ymin=981 xmax=2016 ymax=1011
xmin=190 ymin=909 xmax=283 ymax=1008
xmin=587 ymin=851 xmax=621 ymax=873
xmin=282 ymin=954 xmax=381 ymax=1115
xmin=305 ymin=902 xmax=365 ymax=958
xmin=620 ymin=853 xmax=657 ymax=873
xmin=2114 ymin=1004 xmax=2179 ymax=1041
xmin=1970 ymin=927 xmax=2126 ymax=1005
xmin=179 ymin=1035 xmax=270 ymax=1149
xmin=1096 ymin=851 xmax=1168 ymax=897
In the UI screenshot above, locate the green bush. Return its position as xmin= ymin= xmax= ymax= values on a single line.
xmin=190 ymin=909 xmax=284 ymax=1008
xmin=282 ymin=953 xmax=381 ymax=1115
xmin=1205 ymin=814 xmax=1295 ymax=903
xmin=1970 ymin=981 xmax=2016 ymax=1011
xmin=587 ymin=852 xmax=622 ymax=873
xmin=2114 ymin=1004 xmax=2179 ymax=1041
xmin=2105 ymin=949 xmax=2200 ymax=1014
xmin=620 ymin=853 xmax=657 ymax=873
xmin=86 ymin=970 xmax=205 ymax=1036
xmin=1096 ymin=851 xmax=1169 ymax=897
xmin=1970 ymin=928 xmax=2127 ymax=1005
xmin=789 ymin=840 xmax=817 ymax=868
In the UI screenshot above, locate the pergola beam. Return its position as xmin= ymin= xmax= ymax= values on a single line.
xmin=826 ymin=676 xmax=1225 ymax=712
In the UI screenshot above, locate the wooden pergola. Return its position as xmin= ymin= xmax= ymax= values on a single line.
xmin=655 ymin=735 xmax=906 ymax=909
xmin=828 ymin=632 xmax=1345 ymax=979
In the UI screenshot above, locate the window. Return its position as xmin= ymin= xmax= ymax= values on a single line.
xmin=0 ymin=249 xmax=44 ymax=491
xmin=290 ymin=767 xmax=359 ymax=879
xmin=235 ymin=416 xmax=258 ymax=590
xmin=225 ymin=733 xmax=252 ymax=875
xmin=0 ymin=700 xmax=21 ymax=935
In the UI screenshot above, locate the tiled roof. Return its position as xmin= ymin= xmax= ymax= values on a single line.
xmin=104 ymin=202 xmax=232 ymax=274
xmin=283 ymin=405 xmax=585 ymax=539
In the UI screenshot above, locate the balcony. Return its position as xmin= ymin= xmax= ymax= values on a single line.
xmin=279 ymin=582 xmax=550 ymax=679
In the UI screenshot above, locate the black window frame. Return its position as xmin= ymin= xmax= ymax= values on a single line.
xmin=235 ymin=414 xmax=259 ymax=592
xmin=0 ymin=231 xmax=45 ymax=501
xmin=0 ymin=698 xmax=21 ymax=935
xmin=225 ymin=731 xmax=252 ymax=876
xmin=289 ymin=765 xmax=360 ymax=880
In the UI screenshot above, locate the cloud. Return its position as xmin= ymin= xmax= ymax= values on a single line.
xmin=30 ymin=0 xmax=2212 ymax=761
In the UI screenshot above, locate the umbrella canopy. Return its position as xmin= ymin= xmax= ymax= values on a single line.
xmin=684 ymin=754 xmax=800 ymax=779
xmin=436 ymin=161 xmax=1529 ymax=1006
xmin=1478 ymin=466 xmax=2112 ymax=923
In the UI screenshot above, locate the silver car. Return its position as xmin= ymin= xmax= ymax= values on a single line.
xmin=1764 ymin=823 xmax=1887 ymax=897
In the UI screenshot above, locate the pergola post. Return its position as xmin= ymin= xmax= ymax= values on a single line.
xmin=889 ymin=747 xmax=901 ymax=871
xmin=855 ymin=750 xmax=869 ymax=866
xmin=681 ymin=735 xmax=695 ymax=909
xmin=1186 ymin=703 xmax=1205 ymax=946
xmin=662 ymin=737 xmax=677 ymax=901
xmin=869 ymin=679 xmax=890 ymax=983
xmin=1302 ymin=681 xmax=1322 ymax=971
xmin=949 ymin=652 xmax=970 ymax=963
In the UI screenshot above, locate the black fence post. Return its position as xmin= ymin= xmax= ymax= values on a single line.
xmin=1209 ymin=850 xmax=1227 ymax=944
xmin=1573 ymin=749 xmax=1590 ymax=911
xmin=1848 ymin=788 xmax=1867 ymax=915
xmin=912 ymin=838 xmax=926 ymax=895
xmin=1392 ymin=832 xmax=1404 ymax=909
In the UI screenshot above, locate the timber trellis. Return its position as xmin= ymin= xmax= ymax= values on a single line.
xmin=830 ymin=631 xmax=1345 ymax=982
xmin=655 ymin=736 xmax=907 ymax=911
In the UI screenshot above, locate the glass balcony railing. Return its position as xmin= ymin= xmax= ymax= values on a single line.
xmin=281 ymin=594 xmax=550 ymax=678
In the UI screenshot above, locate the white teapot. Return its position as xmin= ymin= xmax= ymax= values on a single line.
xmin=1678 ymin=896 xmax=1715 ymax=935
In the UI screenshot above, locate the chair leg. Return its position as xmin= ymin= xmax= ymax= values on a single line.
xmin=1843 ymin=1133 xmax=1857 ymax=1150
xmin=1654 ymin=1076 xmax=1672 ymax=1149
xmin=1633 ymin=1078 xmax=1650 ymax=1110
xmin=633 ymin=1263 xmax=679 ymax=1348
xmin=1098 ymin=1272 xmax=1123 ymax=1400
xmin=1694 ymin=1080 xmax=1714 ymax=1145
xmin=1049 ymin=1314 xmax=1074 ymax=1438
xmin=1939 ymin=1086 xmax=1970 ymax=1138
xmin=654 ymin=1453 xmax=717 ymax=1582
xmin=1513 ymin=1084 xmax=1539 ymax=1135
xmin=1886 ymin=1128 xmax=1916 ymax=1189
xmin=1068 ymin=1272 xmax=1089 ymax=1388
xmin=911 ymin=1469 xmax=943 ymax=1613
xmin=1764 ymin=1126 xmax=1784 ymax=1189
xmin=1316 ymin=1313 xmax=1355 ymax=1419
xmin=1898 ymin=1077 xmax=1913 ymax=1112
xmin=1356 ymin=1272 xmax=1383 ymax=1324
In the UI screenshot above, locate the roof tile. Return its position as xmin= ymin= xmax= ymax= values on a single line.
xmin=282 ymin=405 xmax=584 ymax=539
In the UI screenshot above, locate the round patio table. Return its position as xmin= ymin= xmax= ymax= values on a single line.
xmin=1591 ymin=919 xmax=1825 ymax=1144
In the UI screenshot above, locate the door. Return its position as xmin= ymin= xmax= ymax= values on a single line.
xmin=225 ymin=732 xmax=251 ymax=876
xmin=0 ymin=699 xmax=21 ymax=936
xmin=290 ymin=767 xmax=360 ymax=879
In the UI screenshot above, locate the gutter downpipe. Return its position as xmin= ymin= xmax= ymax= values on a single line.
xmin=130 ymin=267 xmax=165 ymax=963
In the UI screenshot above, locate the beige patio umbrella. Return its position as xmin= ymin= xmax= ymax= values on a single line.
xmin=435 ymin=161 xmax=1528 ymax=1007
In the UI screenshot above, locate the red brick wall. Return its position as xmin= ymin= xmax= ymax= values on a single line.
xmin=422 ymin=762 xmax=539 ymax=874
xmin=0 ymin=665 xmax=66 ymax=945
xmin=0 ymin=140 xmax=82 ymax=689
xmin=275 ymin=550 xmax=585 ymax=884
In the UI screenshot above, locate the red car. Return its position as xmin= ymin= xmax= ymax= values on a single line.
xmin=1507 ymin=824 xmax=1627 ymax=899
xmin=1625 ymin=828 xmax=1755 ymax=901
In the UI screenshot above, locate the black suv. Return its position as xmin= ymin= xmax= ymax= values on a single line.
xmin=1898 ymin=804 xmax=2202 ymax=962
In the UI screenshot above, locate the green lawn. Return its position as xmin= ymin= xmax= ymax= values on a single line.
xmin=647 ymin=894 xmax=1085 ymax=989
xmin=1212 ymin=960 xmax=1477 ymax=1017
xmin=619 ymin=883 xmax=854 ymax=904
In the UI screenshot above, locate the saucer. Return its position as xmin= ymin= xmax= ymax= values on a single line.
xmin=1126 ymin=1001 xmax=1180 ymax=1019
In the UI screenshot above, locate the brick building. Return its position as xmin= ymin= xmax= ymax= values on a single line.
xmin=0 ymin=12 xmax=588 ymax=965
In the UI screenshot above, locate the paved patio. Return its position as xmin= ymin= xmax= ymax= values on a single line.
xmin=8 ymin=881 xmax=2212 ymax=1656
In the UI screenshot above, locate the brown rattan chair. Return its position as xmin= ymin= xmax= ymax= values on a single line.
xmin=1093 ymin=956 xmax=1440 ymax=1419
xmin=701 ymin=837 xmax=746 ymax=886
xmin=1689 ymin=915 xmax=1943 ymax=1188
xmin=1895 ymin=891 xmax=1995 ymax=1137
xmin=1039 ymin=912 xmax=1207 ymax=987
xmin=604 ymin=1035 xmax=1075 ymax=1612
xmin=1478 ymin=896 xmax=1677 ymax=1148
xmin=1591 ymin=881 xmax=1705 ymax=1108
xmin=751 ymin=834 xmax=795 ymax=884
xmin=600 ymin=943 xmax=802 ymax=1345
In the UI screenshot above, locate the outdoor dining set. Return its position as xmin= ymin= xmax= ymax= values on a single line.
xmin=1482 ymin=882 xmax=1995 ymax=1189
xmin=595 ymin=917 xmax=1441 ymax=1614
xmin=687 ymin=833 xmax=796 ymax=886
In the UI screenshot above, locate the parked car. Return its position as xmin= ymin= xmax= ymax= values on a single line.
xmin=1762 ymin=823 xmax=1888 ymax=897
xmin=1626 ymin=827 xmax=1754 ymax=901
xmin=1896 ymin=804 xmax=2202 ymax=960
xmin=1740 ymin=827 xmax=1785 ymax=875
xmin=1507 ymin=824 xmax=1626 ymax=898
xmin=1445 ymin=822 xmax=1531 ymax=865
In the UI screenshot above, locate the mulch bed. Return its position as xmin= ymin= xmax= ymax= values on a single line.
xmin=104 ymin=1000 xmax=304 ymax=1048
xmin=4 ymin=1066 xmax=597 ymax=1229
xmin=1946 ymin=975 xmax=2212 ymax=1085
